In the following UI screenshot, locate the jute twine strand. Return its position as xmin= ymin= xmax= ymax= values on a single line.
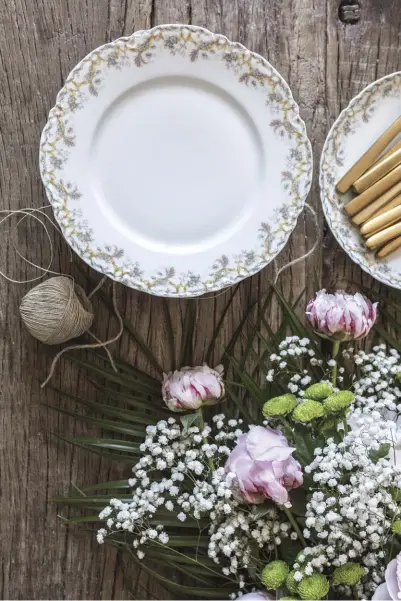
xmin=40 ymin=279 xmax=123 ymax=388
xmin=196 ymin=202 xmax=320 ymax=299
xmin=20 ymin=276 xmax=94 ymax=345
xmin=1 ymin=206 xmax=124 ymax=386
xmin=273 ymin=203 xmax=320 ymax=285
xmin=8 ymin=202 xmax=318 ymax=386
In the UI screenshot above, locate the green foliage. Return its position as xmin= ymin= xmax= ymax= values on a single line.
xmin=288 ymin=488 xmax=307 ymax=518
xmin=180 ymin=412 xmax=200 ymax=435
xmin=292 ymin=424 xmax=324 ymax=467
xmin=369 ymin=443 xmax=391 ymax=463
xmin=51 ymin=282 xmax=379 ymax=599
xmin=392 ymin=520 xmax=401 ymax=535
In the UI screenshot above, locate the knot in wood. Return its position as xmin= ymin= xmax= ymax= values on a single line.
xmin=338 ymin=1 xmax=361 ymax=24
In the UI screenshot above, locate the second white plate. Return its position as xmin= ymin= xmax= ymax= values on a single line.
xmin=320 ymin=72 xmax=401 ymax=289
xmin=40 ymin=24 xmax=312 ymax=297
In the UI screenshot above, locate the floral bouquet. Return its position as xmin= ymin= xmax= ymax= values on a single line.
xmin=54 ymin=286 xmax=401 ymax=600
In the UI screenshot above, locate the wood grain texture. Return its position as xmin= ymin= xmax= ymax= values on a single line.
xmin=0 ymin=0 xmax=400 ymax=598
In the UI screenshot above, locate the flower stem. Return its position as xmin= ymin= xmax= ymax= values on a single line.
xmin=196 ymin=408 xmax=215 ymax=472
xmin=331 ymin=340 xmax=341 ymax=387
xmin=281 ymin=505 xmax=306 ymax=547
xmin=278 ymin=416 xmax=293 ymax=440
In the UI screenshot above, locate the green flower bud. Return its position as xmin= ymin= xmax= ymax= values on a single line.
xmin=297 ymin=574 xmax=330 ymax=600
xmin=392 ymin=520 xmax=401 ymax=535
xmin=323 ymin=390 xmax=355 ymax=413
xmin=286 ymin=571 xmax=299 ymax=594
xmin=261 ymin=560 xmax=289 ymax=589
xmin=333 ymin=562 xmax=365 ymax=586
xmin=263 ymin=394 xmax=297 ymax=417
xmin=292 ymin=399 xmax=324 ymax=423
xmin=395 ymin=372 xmax=401 ymax=383
xmin=304 ymin=382 xmax=333 ymax=400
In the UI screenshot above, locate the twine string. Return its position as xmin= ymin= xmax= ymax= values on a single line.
xmin=273 ymin=202 xmax=320 ymax=285
xmin=197 ymin=202 xmax=320 ymax=299
xmin=1 ymin=207 xmax=123 ymax=385
xmin=6 ymin=201 xmax=319 ymax=387
xmin=41 ymin=281 xmax=123 ymax=388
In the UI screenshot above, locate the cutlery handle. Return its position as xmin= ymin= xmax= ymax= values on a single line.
xmin=377 ymin=236 xmax=401 ymax=258
xmin=337 ymin=115 xmax=401 ymax=193
xmin=350 ymin=181 xmax=401 ymax=224
xmin=369 ymin=193 xmax=401 ymax=219
xmin=353 ymin=146 xmax=401 ymax=193
xmin=360 ymin=205 xmax=401 ymax=235
xmin=365 ymin=221 xmax=401 ymax=248
xmin=373 ymin=138 xmax=401 ymax=165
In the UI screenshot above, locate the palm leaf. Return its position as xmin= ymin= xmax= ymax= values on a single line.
xmin=69 ymin=356 xmax=161 ymax=395
xmin=180 ymin=301 xmax=197 ymax=367
xmin=83 ymin=480 xmax=131 ymax=491
xmin=52 ymin=433 xmax=139 ymax=462
xmin=204 ymin=284 xmax=240 ymax=364
xmin=163 ymin=299 xmax=176 ymax=370
xmin=88 ymin=381 xmax=170 ymax=416
xmin=131 ymin=555 xmax=235 ymax=599
xmin=46 ymin=405 xmax=146 ymax=437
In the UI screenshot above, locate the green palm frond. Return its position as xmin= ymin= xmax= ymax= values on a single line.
xmin=50 ymin=283 xmax=336 ymax=599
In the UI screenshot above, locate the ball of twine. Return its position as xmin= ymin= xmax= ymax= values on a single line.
xmin=19 ymin=276 xmax=94 ymax=344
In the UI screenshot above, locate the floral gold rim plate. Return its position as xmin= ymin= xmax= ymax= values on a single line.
xmin=320 ymin=71 xmax=401 ymax=289
xmin=40 ymin=24 xmax=312 ymax=297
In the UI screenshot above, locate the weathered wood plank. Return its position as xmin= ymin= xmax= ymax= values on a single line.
xmin=0 ymin=0 xmax=400 ymax=598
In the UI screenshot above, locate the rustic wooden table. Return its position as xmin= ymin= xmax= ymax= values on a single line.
xmin=1 ymin=0 xmax=400 ymax=598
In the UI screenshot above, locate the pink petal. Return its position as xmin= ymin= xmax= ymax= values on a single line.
xmin=385 ymin=558 xmax=399 ymax=600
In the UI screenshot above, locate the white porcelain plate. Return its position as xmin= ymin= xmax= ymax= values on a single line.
xmin=40 ymin=24 xmax=312 ymax=297
xmin=320 ymin=72 xmax=401 ymax=289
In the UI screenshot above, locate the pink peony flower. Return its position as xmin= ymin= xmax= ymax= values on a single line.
xmin=306 ymin=289 xmax=377 ymax=341
xmin=162 ymin=364 xmax=224 ymax=412
xmin=372 ymin=553 xmax=401 ymax=600
xmin=224 ymin=426 xmax=303 ymax=505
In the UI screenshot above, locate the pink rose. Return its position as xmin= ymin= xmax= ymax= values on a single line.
xmin=162 ymin=364 xmax=224 ymax=412
xmin=306 ymin=290 xmax=377 ymax=341
xmin=372 ymin=553 xmax=401 ymax=600
xmin=225 ymin=426 xmax=303 ymax=505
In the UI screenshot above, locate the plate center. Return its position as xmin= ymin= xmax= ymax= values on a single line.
xmin=90 ymin=76 xmax=263 ymax=254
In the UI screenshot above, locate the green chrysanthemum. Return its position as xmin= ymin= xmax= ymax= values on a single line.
xmin=286 ymin=571 xmax=299 ymax=594
xmin=333 ymin=562 xmax=364 ymax=586
xmin=392 ymin=520 xmax=401 ymax=535
xmin=261 ymin=560 xmax=289 ymax=589
xmin=304 ymin=382 xmax=333 ymax=400
xmin=263 ymin=394 xmax=297 ymax=417
xmin=323 ymin=390 xmax=355 ymax=413
xmin=297 ymin=574 xmax=330 ymax=600
xmin=292 ymin=400 xmax=324 ymax=422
